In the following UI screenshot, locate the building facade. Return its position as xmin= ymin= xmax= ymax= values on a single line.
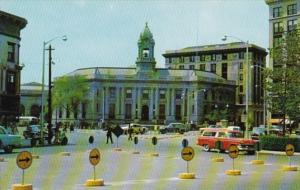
xmin=55 ymin=24 xmax=236 ymax=125
xmin=0 ymin=10 xmax=27 ymax=123
xmin=163 ymin=43 xmax=267 ymax=127
xmin=20 ymin=82 xmax=48 ymax=118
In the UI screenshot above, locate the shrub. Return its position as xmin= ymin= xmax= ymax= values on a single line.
xmin=260 ymin=135 xmax=300 ymax=152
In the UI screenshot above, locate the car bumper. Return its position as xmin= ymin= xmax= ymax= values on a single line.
xmin=238 ymin=144 xmax=255 ymax=151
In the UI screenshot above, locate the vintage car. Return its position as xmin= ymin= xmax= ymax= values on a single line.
xmin=197 ymin=128 xmax=257 ymax=154
xmin=0 ymin=126 xmax=22 ymax=153
xmin=122 ymin=123 xmax=148 ymax=135
xmin=159 ymin=123 xmax=189 ymax=134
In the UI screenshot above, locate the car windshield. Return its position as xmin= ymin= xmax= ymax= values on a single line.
xmin=228 ymin=132 xmax=243 ymax=138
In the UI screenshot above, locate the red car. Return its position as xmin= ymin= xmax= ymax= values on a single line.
xmin=197 ymin=128 xmax=257 ymax=155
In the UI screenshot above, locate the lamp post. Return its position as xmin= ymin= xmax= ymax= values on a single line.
xmin=222 ymin=35 xmax=249 ymax=138
xmin=41 ymin=35 xmax=67 ymax=143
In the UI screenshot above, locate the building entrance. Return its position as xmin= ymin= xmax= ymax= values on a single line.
xmin=141 ymin=105 xmax=149 ymax=121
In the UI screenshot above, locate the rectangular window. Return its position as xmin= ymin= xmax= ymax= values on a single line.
xmin=189 ymin=56 xmax=195 ymax=62
xmin=192 ymin=105 xmax=195 ymax=114
xmin=239 ymin=62 xmax=243 ymax=69
xmin=222 ymin=63 xmax=227 ymax=79
xmin=200 ymin=55 xmax=205 ymax=62
xmin=165 ymin=58 xmax=172 ymax=64
xmin=109 ymin=87 xmax=116 ymax=99
xmin=180 ymin=57 xmax=184 ymax=63
xmin=66 ymin=105 xmax=70 ymax=118
xmin=288 ymin=19 xmax=297 ymax=31
xmin=287 ymin=4 xmax=297 ymax=15
xmin=109 ymin=103 xmax=115 ymax=119
xmin=126 ymin=89 xmax=132 ymax=99
xmin=222 ymin=53 xmax=227 ymax=60
xmin=159 ymin=104 xmax=166 ymax=120
xmin=159 ymin=89 xmax=166 ymax=99
xmin=179 ymin=65 xmax=184 ymax=69
xmin=211 ymin=54 xmax=216 ymax=61
xmin=7 ymin=43 xmax=15 ymax=62
xmin=239 ymin=95 xmax=243 ymax=104
xmin=175 ymin=90 xmax=182 ymax=100
xmin=59 ymin=108 xmax=63 ymax=118
xmin=199 ymin=64 xmax=205 ymax=71
xmin=82 ymin=103 xmax=87 ymax=119
xmin=273 ymin=7 xmax=282 ymax=18
xmin=239 ymin=85 xmax=243 ymax=93
xmin=142 ymin=89 xmax=149 ymax=99
xmin=211 ymin=63 xmax=216 ymax=73
xmin=273 ymin=22 xmax=284 ymax=34
xmin=238 ymin=52 xmax=245 ymax=59
xmin=189 ymin=65 xmax=195 ymax=70
xmin=239 ymin=74 xmax=243 ymax=81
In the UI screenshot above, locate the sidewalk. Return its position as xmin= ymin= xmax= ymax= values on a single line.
xmin=260 ymin=150 xmax=300 ymax=156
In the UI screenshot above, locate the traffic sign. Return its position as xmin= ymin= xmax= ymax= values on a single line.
xmin=285 ymin=144 xmax=295 ymax=156
xmin=134 ymin=136 xmax=138 ymax=145
xmin=152 ymin=137 xmax=158 ymax=145
xmin=16 ymin=151 xmax=32 ymax=170
xmin=182 ymin=139 xmax=189 ymax=148
xmin=89 ymin=136 xmax=94 ymax=144
xmin=181 ymin=146 xmax=195 ymax=161
xmin=112 ymin=125 xmax=124 ymax=138
xmin=228 ymin=145 xmax=239 ymax=159
xmin=89 ymin=148 xmax=101 ymax=166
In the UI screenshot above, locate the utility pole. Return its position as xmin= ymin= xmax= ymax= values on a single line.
xmin=46 ymin=45 xmax=55 ymax=131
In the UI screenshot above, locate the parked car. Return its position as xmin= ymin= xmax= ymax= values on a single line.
xmin=208 ymin=124 xmax=222 ymax=128
xmin=269 ymin=125 xmax=283 ymax=136
xmin=251 ymin=126 xmax=266 ymax=140
xmin=160 ymin=123 xmax=189 ymax=134
xmin=0 ymin=126 xmax=22 ymax=153
xmin=197 ymin=128 xmax=257 ymax=154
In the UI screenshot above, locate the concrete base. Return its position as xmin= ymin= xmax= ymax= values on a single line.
xmin=85 ymin=179 xmax=104 ymax=186
xmin=12 ymin=184 xmax=33 ymax=190
xmin=178 ymin=173 xmax=195 ymax=179
xmin=212 ymin=157 xmax=224 ymax=162
xmin=251 ymin=160 xmax=264 ymax=165
xmin=32 ymin=155 xmax=40 ymax=159
xmin=132 ymin=151 xmax=140 ymax=154
xmin=226 ymin=170 xmax=241 ymax=176
xmin=282 ymin=165 xmax=298 ymax=171
xmin=114 ymin=148 xmax=122 ymax=151
xmin=150 ymin=153 xmax=159 ymax=157
xmin=60 ymin=152 xmax=71 ymax=156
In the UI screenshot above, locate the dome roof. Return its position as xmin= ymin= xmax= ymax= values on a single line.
xmin=139 ymin=22 xmax=154 ymax=42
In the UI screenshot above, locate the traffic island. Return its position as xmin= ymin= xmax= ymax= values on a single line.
xmin=212 ymin=157 xmax=224 ymax=162
xmin=85 ymin=179 xmax=104 ymax=186
xmin=225 ymin=169 xmax=241 ymax=176
xmin=178 ymin=173 xmax=195 ymax=179
xmin=282 ymin=165 xmax=298 ymax=171
xmin=251 ymin=160 xmax=264 ymax=165
xmin=150 ymin=153 xmax=159 ymax=157
xmin=60 ymin=152 xmax=71 ymax=156
xmin=12 ymin=184 xmax=33 ymax=190
xmin=114 ymin=148 xmax=122 ymax=151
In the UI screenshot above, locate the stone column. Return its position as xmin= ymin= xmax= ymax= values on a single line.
xmin=105 ymin=87 xmax=109 ymax=119
xmin=155 ymin=87 xmax=159 ymax=120
xmin=171 ymin=88 xmax=175 ymax=119
xmin=149 ymin=88 xmax=154 ymax=120
xmin=132 ymin=87 xmax=137 ymax=119
xmin=120 ymin=87 xmax=125 ymax=119
xmin=137 ymin=87 xmax=141 ymax=120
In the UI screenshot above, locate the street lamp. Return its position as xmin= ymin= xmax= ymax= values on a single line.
xmin=222 ymin=35 xmax=249 ymax=138
xmin=41 ymin=35 xmax=67 ymax=143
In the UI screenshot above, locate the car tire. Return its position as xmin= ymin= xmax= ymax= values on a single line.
xmin=4 ymin=145 xmax=13 ymax=153
xmin=203 ymin=144 xmax=210 ymax=152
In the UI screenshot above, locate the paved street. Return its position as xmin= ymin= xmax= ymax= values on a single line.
xmin=0 ymin=130 xmax=299 ymax=190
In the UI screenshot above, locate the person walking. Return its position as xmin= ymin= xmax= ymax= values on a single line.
xmin=106 ymin=126 xmax=113 ymax=144
xmin=128 ymin=126 xmax=133 ymax=141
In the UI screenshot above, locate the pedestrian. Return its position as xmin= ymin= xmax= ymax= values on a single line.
xmin=128 ymin=125 xmax=133 ymax=141
xmin=106 ymin=126 xmax=113 ymax=144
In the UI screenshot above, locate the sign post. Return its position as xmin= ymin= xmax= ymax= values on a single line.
xmin=85 ymin=148 xmax=104 ymax=186
xmin=225 ymin=145 xmax=241 ymax=175
xmin=212 ymin=140 xmax=224 ymax=162
xmin=251 ymin=142 xmax=264 ymax=165
xmin=133 ymin=136 xmax=140 ymax=154
xmin=282 ymin=144 xmax=298 ymax=171
xmin=178 ymin=146 xmax=195 ymax=179
xmin=150 ymin=136 xmax=159 ymax=156
xmin=12 ymin=151 xmax=33 ymax=190
xmin=112 ymin=125 xmax=124 ymax=151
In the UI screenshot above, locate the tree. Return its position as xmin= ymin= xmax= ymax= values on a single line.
xmin=265 ymin=30 xmax=300 ymax=135
xmin=52 ymin=75 xmax=89 ymax=117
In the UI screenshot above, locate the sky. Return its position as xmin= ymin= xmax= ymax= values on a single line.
xmin=1 ymin=0 xmax=269 ymax=84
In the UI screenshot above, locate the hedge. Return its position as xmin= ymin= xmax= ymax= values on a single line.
xmin=260 ymin=135 xmax=300 ymax=152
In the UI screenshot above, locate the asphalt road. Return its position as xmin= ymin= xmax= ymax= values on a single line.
xmin=1 ymin=129 xmax=300 ymax=190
